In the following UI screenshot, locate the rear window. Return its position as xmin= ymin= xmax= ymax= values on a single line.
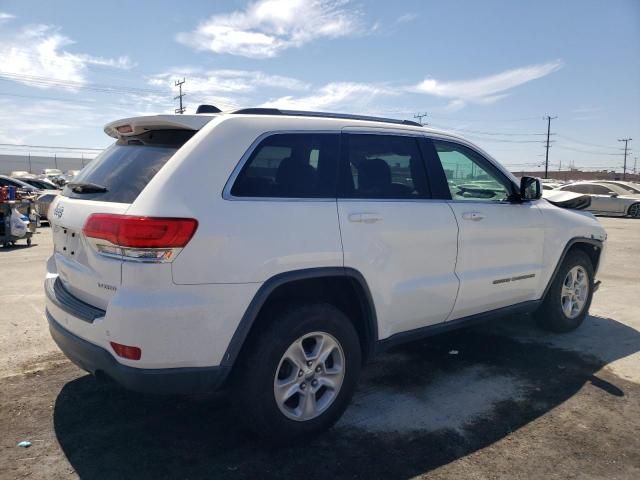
xmin=230 ymin=133 xmax=340 ymax=198
xmin=62 ymin=129 xmax=195 ymax=203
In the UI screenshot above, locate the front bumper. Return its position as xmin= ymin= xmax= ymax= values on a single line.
xmin=48 ymin=313 xmax=229 ymax=395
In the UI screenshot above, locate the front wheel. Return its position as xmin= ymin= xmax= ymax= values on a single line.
xmin=536 ymin=250 xmax=594 ymax=333
xmin=233 ymin=303 xmax=361 ymax=441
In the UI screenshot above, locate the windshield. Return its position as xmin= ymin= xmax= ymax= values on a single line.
xmin=62 ymin=129 xmax=195 ymax=203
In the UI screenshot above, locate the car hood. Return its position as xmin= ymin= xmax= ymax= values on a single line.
xmin=543 ymin=190 xmax=591 ymax=210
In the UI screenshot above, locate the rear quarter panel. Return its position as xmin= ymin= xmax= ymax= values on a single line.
xmin=127 ymin=116 xmax=345 ymax=285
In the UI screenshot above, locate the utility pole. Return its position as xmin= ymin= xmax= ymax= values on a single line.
xmin=174 ymin=78 xmax=186 ymax=114
xmin=543 ymin=115 xmax=557 ymax=179
xmin=414 ymin=112 xmax=428 ymax=125
xmin=81 ymin=153 xmax=85 ymax=168
xmin=633 ymin=156 xmax=637 ymax=175
xmin=28 ymin=152 xmax=32 ymax=173
xmin=54 ymin=152 xmax=58 ymax=169
xmin=618 ymin=138 xmax=632 ymax=180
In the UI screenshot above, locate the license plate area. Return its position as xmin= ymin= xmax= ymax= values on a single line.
xmin=53 ymin=224 xmax=81 ymax=258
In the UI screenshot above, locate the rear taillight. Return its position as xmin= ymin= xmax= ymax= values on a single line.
xmin=83 ymin=214 xmax=198 ymax=262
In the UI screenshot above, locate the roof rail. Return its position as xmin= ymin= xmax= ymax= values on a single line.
xmin=231 ymin=108 xmax=423 ymax=127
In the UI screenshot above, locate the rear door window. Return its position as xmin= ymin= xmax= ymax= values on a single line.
xmin=230 ymin=133 xmax=340 ymax=198
xmin=62 ymin=129 xmax=195 ymax=203
xmin=338 ymin=134 xmax=430 ymax=199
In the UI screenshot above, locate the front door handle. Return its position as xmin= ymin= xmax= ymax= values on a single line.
xmin=348 ymin=213 xmax=383 ymax=223
xmin=462 ymin=211 xmax=485 ymax=221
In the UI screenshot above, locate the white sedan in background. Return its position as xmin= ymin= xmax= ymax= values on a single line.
xmin=556 ymin=182 xmax=640 ymax=217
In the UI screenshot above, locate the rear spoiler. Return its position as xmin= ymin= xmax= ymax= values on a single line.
xmin=543 ymin=190 xmax=592 ymax=210
xmin=104 ymin=114 xmax=217 ymax=139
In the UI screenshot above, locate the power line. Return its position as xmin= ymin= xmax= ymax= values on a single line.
xmin=553 ymin=145 xmax=626 ymax=156
xmin=618 ymin=138 xmax=632 ymax=180
xmin=556 ymin=134 xmax=622 ymax=151
xmin=0 ymin=71 xmax=165 ymax=96
xmin=0 ymin=142 xmax=103 ymax=152
xmin=543 ymin=115 xmax=557 ymax=179
xmin=174 ymin=78 xmax=186 ymax=114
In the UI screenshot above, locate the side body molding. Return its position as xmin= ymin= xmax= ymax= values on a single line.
xmin=219 ymin=237 xmax=602 ymax=383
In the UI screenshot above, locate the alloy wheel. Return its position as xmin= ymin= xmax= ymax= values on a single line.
xmin=273 ymin=332 xmax=345 ymax=422
xmin=560 ymin=266 xmax=589 ymax=319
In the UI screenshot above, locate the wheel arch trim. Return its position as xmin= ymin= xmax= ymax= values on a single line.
xmin=542 ymin=236 xmax=603 ymax=300
xmin=220 ymin=267 xmax=378 ymax=369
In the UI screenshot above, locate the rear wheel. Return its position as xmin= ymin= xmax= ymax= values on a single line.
xmin=233 ymin=303 xmax=361 ymax=441
xmin=536 ymin=250 xmax=594 ymax=333
xmin=628 ymin=203 xmax=640 ymax=218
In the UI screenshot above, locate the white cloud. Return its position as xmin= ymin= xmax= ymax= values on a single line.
xmin=0 ymin=24 xmax=135 ymax=89
xmin=176 ymin=0 xmax=364 ymax=58
xmin=412 ymin=60 xmax=564 ymax=107
xmin=148 ymin=68 xmax=310 ymax=94
xmin=261 ymin=82 xmax=394 ymax=111
xmin=0 ymin=12 xmax=15 ymax=22
xmin=395 ymin=13 xmax=419 ymax=24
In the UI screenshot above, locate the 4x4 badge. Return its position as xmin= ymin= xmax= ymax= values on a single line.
xmin=53 ymin=205 xmax=64 ymax=219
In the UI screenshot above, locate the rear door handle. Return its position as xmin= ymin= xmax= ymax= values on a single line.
xmin=462 ymin=211 xmax=485 ymax=221
xmin=348 ymin=213 xmax=383 ymax=223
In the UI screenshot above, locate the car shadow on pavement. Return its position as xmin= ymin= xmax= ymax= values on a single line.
xmin=53 ymin=314 xmax=640 ymax=480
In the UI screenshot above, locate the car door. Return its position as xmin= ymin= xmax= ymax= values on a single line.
xmin=336 ymin=132 xmax=460 ymax=340
xmin=425 ymin=138 xmax=545 ymax=320
xmin=588 ymin=184 xmax=626 ymax=213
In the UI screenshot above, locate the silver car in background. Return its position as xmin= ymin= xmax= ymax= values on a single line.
xmin=556 ymin=182 xmax=640 ymax=217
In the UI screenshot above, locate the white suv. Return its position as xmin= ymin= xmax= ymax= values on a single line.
xmin=45 ymin=108 xmax=606 ymax=439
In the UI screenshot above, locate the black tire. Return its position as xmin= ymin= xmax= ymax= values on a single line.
xmin=536 ymin=250 xmax=594 ymax=333
xmin=627 ymin=203 xmax=640 ymax=218
xmin=232 ymin=303 xmax=361 ymax=441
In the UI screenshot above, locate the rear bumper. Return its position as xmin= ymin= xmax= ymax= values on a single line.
xmin=47 ymin=311 xmax=230 ymax=395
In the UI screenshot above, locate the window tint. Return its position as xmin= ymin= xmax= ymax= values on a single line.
xmin=591 ymin=185 xmax=614 ymax=195
xmin=62 ymin=129 xmax=196 ymax=203
xmin=231 ymin=133 xmax=339 ymax=198
xmin=563 ymin=184 xmax=590 ymax=194
xmin=432 ymin=141 xmax=511 ymax=201
xmin=339 ymin=134 xmax=429 ymax=199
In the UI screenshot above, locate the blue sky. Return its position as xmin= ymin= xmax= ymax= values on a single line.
xmin=0 ymin=0 xmax=638 ymax=172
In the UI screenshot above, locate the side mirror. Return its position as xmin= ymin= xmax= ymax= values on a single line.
xmin=609 ymin=192 xmax=618 ymax=198
xmin=520 ymin=176 xmax=542 ymax=201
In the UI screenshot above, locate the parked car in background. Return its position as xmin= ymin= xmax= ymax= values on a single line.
xmin=10 ymin=170 xmax=33 ymax=178
xmin=8 ymin=175 xmax=61 ymax=220
xmin=46 ymin=108 xmax=607 ymax=440
xmin=0 ymin=175 xmax=39 ymax=193
xmin=13 ymin=177 xmax=60 ymax=191
xmin=63 ymin=170 xmax=81 ymax=184
xmin=40 ymin=168 xmax=67 ymax=187
xmin=590 ymin=180 xmax=640 ymax=195
xmin=557 ymin=182 xmax=640 ymax=217
xmin=42 ymin=168 xmax=63 ymax=178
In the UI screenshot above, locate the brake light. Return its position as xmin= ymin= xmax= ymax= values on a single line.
xmin=83 ymin=214 xmax=198 ymax=262
xmin=116 ymin=124 xmax=133 ymax=134
xmin=110 ymin=342 xmax=142 ymax=360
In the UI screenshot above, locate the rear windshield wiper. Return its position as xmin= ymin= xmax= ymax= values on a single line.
xmin=67 ymin=182 xmax=108 ymax=193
